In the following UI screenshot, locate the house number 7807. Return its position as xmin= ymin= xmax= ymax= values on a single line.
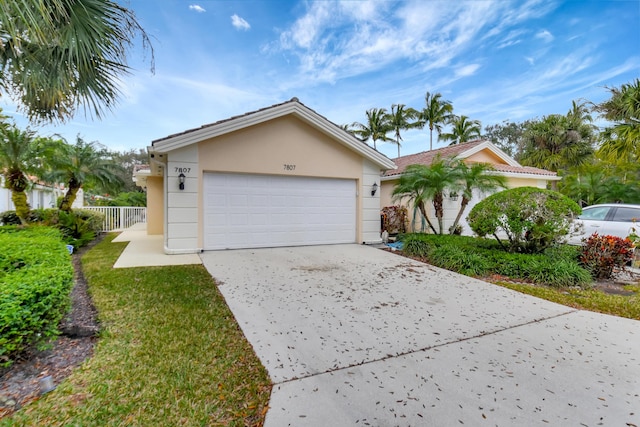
xmin=283 ymin=164 xmax=296 ymax=171
xmin=174 ymin=167 xmax=191 ymax=174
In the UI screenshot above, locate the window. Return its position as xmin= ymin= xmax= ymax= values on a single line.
xmin=579 ymin=206 xmax=610 ymax=220
xmin=612 ymin=207 xmax=640 ymax=222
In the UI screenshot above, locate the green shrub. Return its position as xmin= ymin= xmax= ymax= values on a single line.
xmin=0 ymin=227 xmax=74 ymax=367
xmin=579 ymin=233 xmax=634 ymax=279
xmin=0 ymin=208 xmax=104 ymax=249
xmin=398 ymin=233 xmax=592 ymax=288
xmin=429 ymin=245 xmax=490 ymax=277
xmin=400 ymin=233 xmax=432 ymax=257
xmin=468 ymin=187 xmax=581 ymax=254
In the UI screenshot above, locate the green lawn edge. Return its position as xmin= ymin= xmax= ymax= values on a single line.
xmin=2 ymin=233 xmax=271 ymax=427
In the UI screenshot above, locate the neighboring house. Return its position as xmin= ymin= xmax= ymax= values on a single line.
xmin=380 ymin=139 xmax=560 ymax=235
xmin=135 ymin=98 xmax=396 ymax=253
xmin=0 ymin=176 xmax=82 ymax=213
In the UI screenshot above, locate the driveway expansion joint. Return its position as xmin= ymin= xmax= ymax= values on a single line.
xmin=273 ymin=308 xmax=579 ymax=386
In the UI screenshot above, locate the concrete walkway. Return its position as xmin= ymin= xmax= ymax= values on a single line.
xmin=111 ymin=223 xmax=201 ymax=268
xmin=200 ymin=244 xmax=640 ymax=426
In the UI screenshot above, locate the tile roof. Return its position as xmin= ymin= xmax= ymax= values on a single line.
xmin=152 ymin=98 xmax=299 ymax=144
xmin=383 ymin=139 xmax=557 ymax=178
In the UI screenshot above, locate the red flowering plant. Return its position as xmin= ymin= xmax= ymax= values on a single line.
xmin=579 ymin=233 xmax=634 ymax=279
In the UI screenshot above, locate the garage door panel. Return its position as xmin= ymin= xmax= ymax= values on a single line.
xmin=204 ymin=173 xmax=356 ymax=250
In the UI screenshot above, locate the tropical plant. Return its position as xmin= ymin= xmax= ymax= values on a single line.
xmin=351 ymin=108 xmax=393 ymax=150
xmin=595 ymin=79 xmax=640 ymax=162
xmin=483 ymin=120 xmax=533 ymax=159
xmin=0 ymin=0 xmax=154 ymax=123
xmin=449 ymin=161 xmax=507 ymax=233
xmin=519 ymin=104 xmax=595 ymax=176
xmin=392 ymin=157 xmax=459 ymax=234
xmin=386 ymin=104 xmax=419 ymax=157
xmin=468 ymin=187 xmax=581 ymax=253
xmin=417 ymin=91 xmax=454 ymax=151
xmin=579 ymin=234 xmax=634 ymax=279
xmin=0 ymin=125 xmax=44 ymax=224
xmin=43 ymin=136 xmax=125 ymax=211
xmin=440 ymin=115 xmax=482 ymax=145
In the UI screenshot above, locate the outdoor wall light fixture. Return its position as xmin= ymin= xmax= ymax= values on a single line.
xmin=178 ymin=173 xmax=186 ymax=190
xmin=449 ymin=192 xmax=458 ymax=201
xmin=371 ymin=182 xmax=378 ymax=196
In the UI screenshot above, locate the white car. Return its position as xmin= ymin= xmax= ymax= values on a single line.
xmin=568 ymin=203 xmax=640 ymax=245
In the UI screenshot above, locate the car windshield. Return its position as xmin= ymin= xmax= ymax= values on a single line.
xmin=579 ymin=206 xmax=609 ymax=220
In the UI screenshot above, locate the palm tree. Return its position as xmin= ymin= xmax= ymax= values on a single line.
xmin=596 ymin=79 xmax=640 ymax=161
xmin=44 ymin=136 xmax=124 ymax=211
xmin=386 ymin=104 xmax=419 ymax=157
xmin=392 ymin=157 xmax=459 ymax=234
xmin=392 ymin=165 xmax=438 ymax=234
xmin=520 ymin=113 xmax=594 ymax=175
xmin=449 ymin=161 xmax=507 ymax=233
xmin=351 ymin=108 xmax=393 ymax=150
xmin=418 ymin=92 xmax=454 ymax=151
xmin=0 ymin=125 xmax=41 ymax=224
xmin=0 ymin=0 xmax=154 ymax=123
xmin=441 ymin=115 xmax=482 ymax=145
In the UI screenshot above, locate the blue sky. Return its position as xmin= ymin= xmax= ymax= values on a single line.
xmin=2 ymin=0 xmax=639 ymax=159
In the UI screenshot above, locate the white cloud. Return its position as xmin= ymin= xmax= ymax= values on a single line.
xmin=525 ymin=56 xmax=535 ymax=65
xmin=536 ymin=29 xmax=554 ymax=42
xmin=188 ymin=4 xmax=206 ymax=13
xmin=455 ymin=64 xmax=481 ymax=77
xmin=231 ymin=14 xmax=251 ymax=31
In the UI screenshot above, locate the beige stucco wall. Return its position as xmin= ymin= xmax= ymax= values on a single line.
xmin=146 ymin=176 xmax=164 ymax=235
xmin=196 ymin=115 xmax=376 ymax=246
xmin=465 ymin=150 xmax=504 ymax=164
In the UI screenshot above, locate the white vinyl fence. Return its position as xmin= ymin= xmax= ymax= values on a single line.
xmin=83 ymin=206 xmax=147 ymax=232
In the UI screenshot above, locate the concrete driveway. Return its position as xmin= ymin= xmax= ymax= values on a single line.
xmin=200 ymin=244 xmax=640 ymax=426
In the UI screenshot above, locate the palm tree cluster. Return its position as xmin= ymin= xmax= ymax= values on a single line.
xmin=347 ymin=91 xmax=482 ymax=157
xmin=485 ymin=80 xmax=639 ymax=205
xmin=0 ymin=119 xmax=124 ymax=224
xmin=392 ymin=156 xmax=506 ymax=235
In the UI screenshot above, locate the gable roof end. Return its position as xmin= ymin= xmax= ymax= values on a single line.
xmin=151 ymin=98 xmax=396 ymax=171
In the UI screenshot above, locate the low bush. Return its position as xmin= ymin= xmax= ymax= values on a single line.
xmin=400 ymin=233 xmax=432 ymax=257
xmin=579 ymin=233 xmax=634 ymax=279
xmin=0 ymin=226 xmax=74 ymax=367
xmin=398 ymin=233 xmax=592 ymax=288
xmin=468 ymin=187 xmax=581 ymax=254
xmin=0 ymin=208 xmax=104 ymax=249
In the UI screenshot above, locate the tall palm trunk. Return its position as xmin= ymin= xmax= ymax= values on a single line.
xmin=60 ymin=180 xmax=81 ymax=212
xmin=417 ymin=201 xmax=438 ymax=234
xmin=451 ymin=197 xmax=470 ymax=234
xmin=433 ymin=193 xmax=445 ymax=234
xmin=6 ymin=169 xmax=30 ymax=225
xmin=429 ymin=125 xmax=434 ymax=151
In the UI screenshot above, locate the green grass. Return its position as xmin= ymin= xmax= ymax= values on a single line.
xmin=2 ymin=234 xmax=271 ymax=427
xmin=496 ymin=282 xmax=640 ymax=320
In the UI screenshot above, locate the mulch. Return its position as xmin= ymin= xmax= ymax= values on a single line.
xmin=0 ymin=236 xmax=103 ymax=419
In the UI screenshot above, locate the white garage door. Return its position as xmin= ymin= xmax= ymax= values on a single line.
xmin=203 ymin=173 xmax=356 ymax=250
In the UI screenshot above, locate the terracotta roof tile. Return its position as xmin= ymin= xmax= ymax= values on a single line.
xmin=383 ymin=139 xmax=557 ymax=178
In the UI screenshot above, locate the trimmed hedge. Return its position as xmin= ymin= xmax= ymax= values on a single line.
xmin=0 ymin=226 xmax=74 ymax=367
xmin=400 ymin=233 xmax=592 ymax=288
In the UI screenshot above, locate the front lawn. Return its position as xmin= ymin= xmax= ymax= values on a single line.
xmin=2 ymin=234 xmax=270 ymax=427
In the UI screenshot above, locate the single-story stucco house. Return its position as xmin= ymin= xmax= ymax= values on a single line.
xmin=135 ymin=98 xmax=396 ymax=253
xmin=380 ymin=139 xmax=560 ymax=235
